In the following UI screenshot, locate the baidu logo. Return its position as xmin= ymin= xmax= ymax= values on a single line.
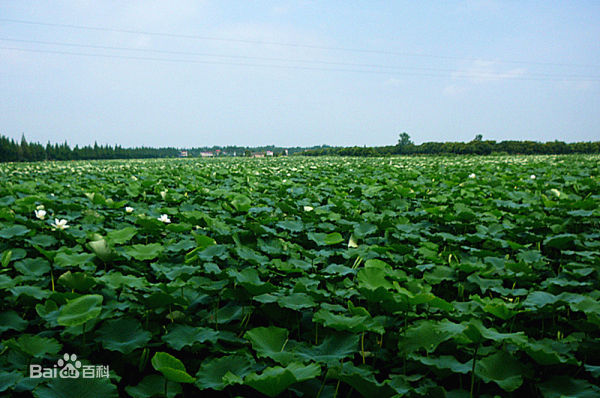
xmin=30 ymin=353 xmax=109 ymax=379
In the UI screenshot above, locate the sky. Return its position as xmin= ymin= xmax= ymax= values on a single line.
xmin=1 ymin=1 xmax=599 ymax=148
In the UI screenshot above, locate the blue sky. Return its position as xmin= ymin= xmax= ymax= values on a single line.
xmin=1 ymin=1 xmax=599 ymax=147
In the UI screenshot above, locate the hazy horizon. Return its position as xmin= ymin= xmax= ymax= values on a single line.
xmin=1 ymin=1 xmax=599 ymax=148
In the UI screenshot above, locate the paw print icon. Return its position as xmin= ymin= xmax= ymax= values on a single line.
xmin=58 ymin=353 xmax=82 ymax=379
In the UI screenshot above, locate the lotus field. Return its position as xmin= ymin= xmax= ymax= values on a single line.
xmin=1 ymin=155 xmax=600 ymax=397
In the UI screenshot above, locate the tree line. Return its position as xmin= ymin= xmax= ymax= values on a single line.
xmin=0 ymin=134 xmax=319 ymax=162
xmin=302 ymin=133 xmax=600 ymax=156
xmin=1 ymin=133 xmax=599 ymax=162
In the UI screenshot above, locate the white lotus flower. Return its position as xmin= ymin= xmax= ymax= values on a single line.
xmin=36 ymin=204 xmax=45 ymax=210
xmin=468 ymin=173 xmax=476 ymax=179
xmin=34 ymin=209 xmax=47 ymax=220
xmin=125 ymin=206 xmax=134 ymax=213
xmin=530 ymin=174 xmax=536 ymax=179
xmin=303 ymin=206 xmax=314 ymax=212
xmin=158 ymin=214 xmax=171 ymax=223
xmin=51 ymin=218 xmax=69 ymax=230
xmin=160 ymin=190 xmax=167 ymax=200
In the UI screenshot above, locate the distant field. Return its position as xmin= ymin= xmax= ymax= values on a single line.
xmin=1 ymin=155 xmax=599 ymax=397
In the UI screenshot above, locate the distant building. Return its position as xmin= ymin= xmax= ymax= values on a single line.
xmin=179 ymin=151 xmax=188 ymax=157
xmin=284 ymin=149 xmax=289 ymax=156
xmin=200 ymin=152 xmax=213 ymax=158
xmin=266 ymin=151 xmax=274 ymax=156
xmin=253 ymin=153 xmax=265 ymax=158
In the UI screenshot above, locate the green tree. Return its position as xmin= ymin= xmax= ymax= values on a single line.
xmin=398 ymin=132 xmax=413 ymax=146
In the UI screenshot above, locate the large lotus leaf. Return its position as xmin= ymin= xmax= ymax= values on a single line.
xmin=99 ymin=272 xmax=148 ymax=290
xmin=125 ymin=375 xmax=182 ymax=398
xmin=35 ymin=300 xmax=60 ymax=325
xmin=476 ymin=351 xmax=528 ymax=392
xmin=538 ymin=376 xmax=600 ymax=398
xmin=235 ymin=246 xmax=269 ymax=265
xmin=10 ymin=286 xmax=50 ymax=300
xmin=245 ymin=362 xmax=320 ymax=397
xmin=191 ymin=233 xmax=216 ymax=249
xmin=277 ymin=293 xmax=316 ymax=310
xmin=244 ymin=326 xmax=295 ymax=364
xmin=0 ymin=224 xmax=30 ymax=239
xmin=230 ymin=268 xmax=276 ymax=295
xmin=96 ymin=318 xmax=151 ymax=354
xmin=543 ymin=233 xmax=576 ymax=249
xmin=58 ymin=271 xmax=96 ymax=291
xmin=229 ymin=193 xmax=251 ymax=212
xmin=276 ymin=220 xmax=304 ymax=233
xmin=296 ymin=334 xmax=359 ymax=364
xmin=357 ymin=266 xmax=394 ymax=291
xmin=353 ymin=223 xmax=377 ymax=238
xmin=461 ymin=319 xmax=526 ymax=345
xmin=398 ymin=319 xmax=465 ymax=355
xmin=162 ymin=324 xmax=219 ymax=350
xmin=124 ymin=243 xmax=163 ymax=261
xmin=409 ymin=354 xmax=472 ymax=374
xmin=584 ymin=365 xmax=600 ymax=379
xmin=7 ymin=334 xmax=62 ymax=357
xmin=313 ymin=309 xmax=385 ymax=334
xmin=308 ymin=232 xmax=344 ymax=246
xmin=32 ymin=376 xmax=117 ymax=398
xmin=326 ymin=362 xmax=396 ymax=398
xmin=54 ymin=251 xmax=96 ymax=268
xmin=0 ymin=311 xmax=28 ymax=333
xmin=151 ymin=352 xmax=195 ymax=383
xmin=518 ymin=338 xmax=577 ymax=365
xmin=0 ymin=371 xmax=23 ymax=393
xmin=106 ymin=227 xmax=138 ymax=244
xmin=14 ymin=258 xmax=51 ymax=276
xmin=195 ymin=355 xmax=254 ymax=391
xmin=57 ymin=294 xmax=103 ymax=327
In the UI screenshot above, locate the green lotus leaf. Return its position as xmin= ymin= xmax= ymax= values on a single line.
xmin=32 ymin=376 xmax=118 ymax=398
xmin=54 ymin=252 xmax=96 ymax=268
xmin=308 ymin=232 xmax=344 ymax=246
xmin=96 ymin=318 xmax=151 ymax=354
xmin=229 ymin=193 xmax=251 ymax=212
xmin=124 ymin=243 xmax=163 ymax=261
xmin=195 ymin=355 xmax=254 ymax=391
xmin=14 ymin=258 xmax=51 ymax=276
xmin=353 ymin=222 xmax=377 ymax=238
xmin=0 ymin=224 xmax=30 ymax=239
xmin=244 ymin=326 xmax=295 ymax=364
xmin=7 ymin=334 xmax=62 ymax=357
xmin=476 ymin=350 xmax=528 ymax=392
xmin=0 ymin=371 xmax=23 ymax=393
xmin=326 ymin=362 xmax=396 ymax=398
xmin=151 ymin=352 xmax=195 ymax=383
xmin=57 ymin=294 xmax=103 ymax=327
xmin=125 ymin=375 xmax=182 ymax=398
xmin=538 ymin=376 xmax=600 ymax=398
xmin=0 ymin=310 xmax=28 ymax=333
xmin=58 ymin=271 xmax=96 ymax=291
xmin=296 ymin=334 xmax=359 ymax=364
xmin=162 ymin=324 xmax=219 ymax=350
xmin=276 ymin=220 xmax=304 ymax=233
xmin=245 ymin=362 xmax=320 ymax=397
